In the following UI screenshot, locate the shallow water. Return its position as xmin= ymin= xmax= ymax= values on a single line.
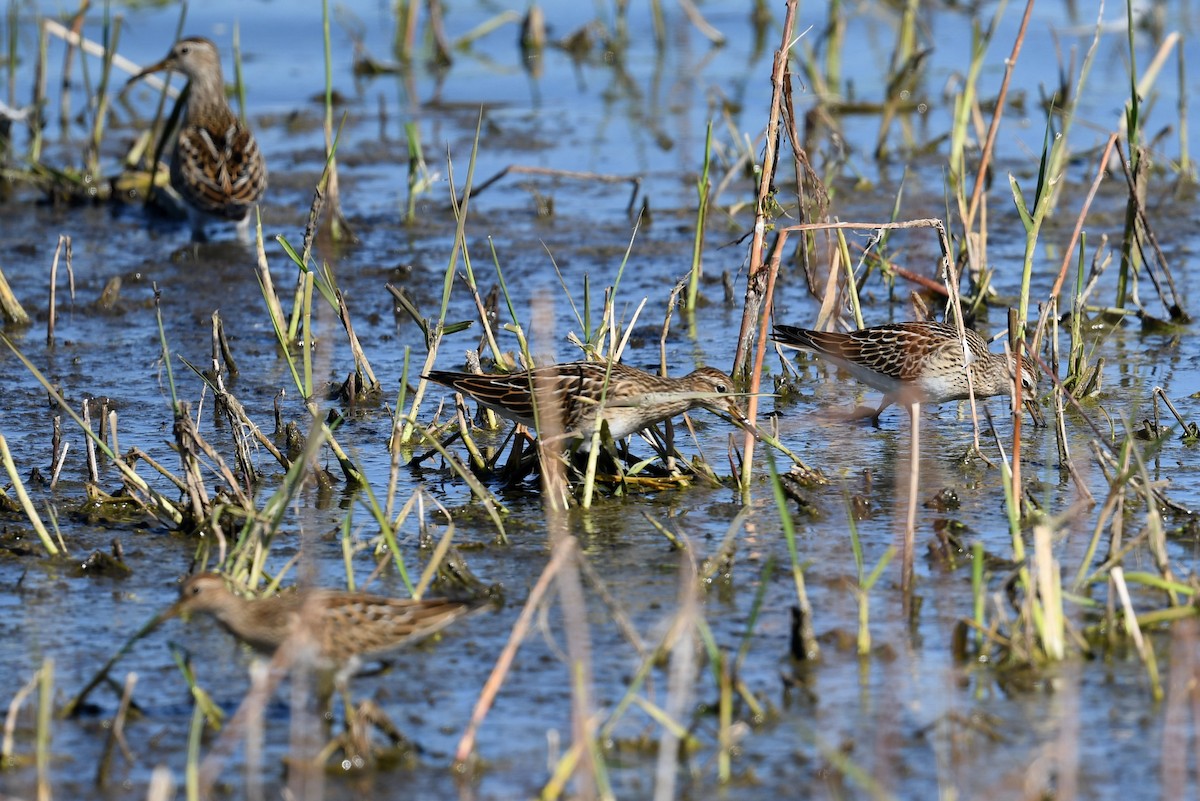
xmin=1 ymin=1 xmax=1199 ymax=799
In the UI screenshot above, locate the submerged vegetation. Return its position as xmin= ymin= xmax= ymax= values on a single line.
xmin=0 ymin=0 xmax=1198 ymax=798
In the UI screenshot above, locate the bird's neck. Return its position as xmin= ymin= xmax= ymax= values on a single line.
xmin=182 ymin=71 xmax=234 ymax=126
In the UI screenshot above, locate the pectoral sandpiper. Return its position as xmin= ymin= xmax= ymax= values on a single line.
xmin=170 ymin=573 xmax=475 ymax=682
xmin=425 ymin=361 xmax=742 ymax=447
xmin=772 ymin=321 xmax=1040 ymax=424
xmin=130 ymin=37 xmax=267 ymax=240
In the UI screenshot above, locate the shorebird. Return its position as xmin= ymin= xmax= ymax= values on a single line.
xmin=772 ymin=320 xmax=1040 ymax=424
xmin=130 ymin=37 xmax=267 ymax=240
xmin=170 ymin=573 xmax=476 ymax=684
xmin=425 ymin=361 xmax=743 ymax=447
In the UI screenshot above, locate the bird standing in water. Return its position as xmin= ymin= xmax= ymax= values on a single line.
xmin=169 ymin=573 xmax=478 ymax=686
xmin=773 ymin=320 xmax=1040 ymax=424
xmin=130 ymin=37 xmax=267 ymax=240
xmin=425 ymin=361 xmax=744 ymax=448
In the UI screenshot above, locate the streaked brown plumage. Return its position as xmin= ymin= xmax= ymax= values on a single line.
xmin=170 ymin=573 xmax=474 ymax=675
xmin=425 ymin=361 xmax=742 ymax=446
xmin=773 ymin=321 xmax=1039 ymax=422
xmin=131 ymin=37 xmax=267 ymax=238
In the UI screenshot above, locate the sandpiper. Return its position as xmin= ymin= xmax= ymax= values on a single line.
xmin=772 ymin=320 xmax=1040 ymax=423
xmin=130 ymin=37 xmax=267 ymax=240
xmin=425 ymin=361 xmax=743 ymax=446
xmin=170 ymin=573 xmax=475 ymax=682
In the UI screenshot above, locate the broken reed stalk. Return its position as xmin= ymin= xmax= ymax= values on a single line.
xmin=46 ymin=235 xmax=70 ymax=346
xmin=2 ymin=333 xmax=184 ymax=524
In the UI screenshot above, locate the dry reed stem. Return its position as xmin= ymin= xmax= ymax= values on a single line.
xmin=1 ymin=670 xmax=39 ymax=762
xmin=1110 ymin=565 xmax=1163 ymax=698
xmin=253 ymin=218 xmax=287 ymax=338
xmin=46 ymin=235 xmax=68 ymax=345
xmin=127 ymin=447 xmax=189 ymax=493
xmin=196 ymin=639 xmax=293 ymax=797
xmin=0 ymin=263 xmax=29 ymax=326
xmin=455 ymin=536 xmax=575 ymax=766
xmin=173 ymin=404 xmax=211 ymax=524
xmin=43 ymin=18 xmax=176 ymax=93
xmin=532 ymin=294 xmax=599 ymax=795
xmin=964 ymin=0 xmax=1033 ymax=231
xmin=95 ymin=672 xmax=137 ymax=787
xmin=738 ymin=234 xmax=784 ymax=488
xmin=731 ymin=0 xmax=797 ymax=376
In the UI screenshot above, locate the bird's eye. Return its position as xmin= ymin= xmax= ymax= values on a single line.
xmin=715 ymin=382 xmax=728 ymax=393
xmin=179 ymin=45 xmax=190 ymax=54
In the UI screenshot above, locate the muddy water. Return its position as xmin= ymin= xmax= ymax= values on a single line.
xmin=1 ymin=1 xmax=1199 ymax=799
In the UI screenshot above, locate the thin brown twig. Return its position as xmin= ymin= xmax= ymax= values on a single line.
xmin=965 ymin=0 xmax=1034 ymax=230
xmin=454 ymin=536 xmax=575 ymax=766
xmin=1046 ymin=133 xmax=1119 ymax=304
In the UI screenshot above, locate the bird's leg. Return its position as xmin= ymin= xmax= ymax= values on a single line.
xmin=235 ymin=214 xmax=252 ymax=244
xmin=187 ymin=207 xmax=209 ymax=243
xmin=354 ymin=699 xmax=411 ymax=750
xmin=869 ymin=393 xmax=899 ymax=426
